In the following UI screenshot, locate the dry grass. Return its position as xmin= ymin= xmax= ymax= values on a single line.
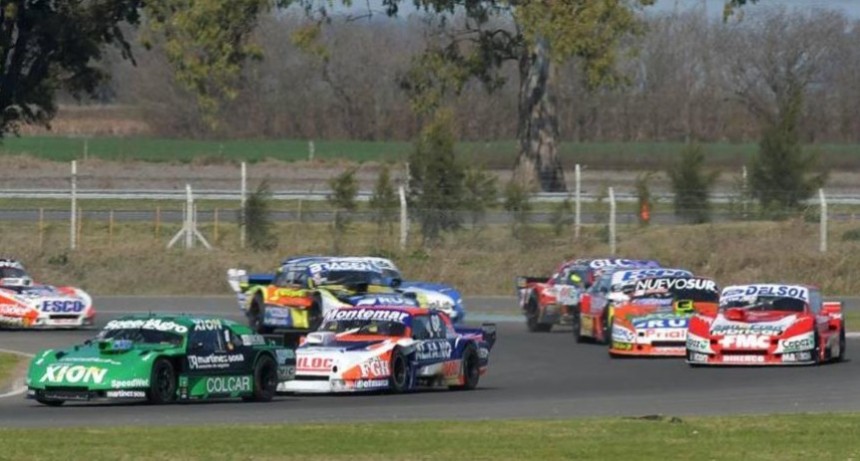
xmin=1 ymin=217 xmax=859 ymax=297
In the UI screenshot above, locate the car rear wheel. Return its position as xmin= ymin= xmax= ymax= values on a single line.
xmin=812 ymin=332 xmax=822 ymax=366
xmin=600 ymin=310 xmax=612 ymax=345
xmin=148 ymin=358 xmax=177 ymax=404
xmin=835 ymin=328 xmax=846 ymax=363
xmin=525 ymin=298 xmax=552 ymax=333
xmin=249 ymin=293 xmax=272 ymax=334
xmin=388 ymin=348 xmax=409 ymax=393
xmin=450 ymin=344 xmax=480 ymax=391
xmin=571 ymin=308 xmax=584 ymax=343
xmin=308 ymin=296 xmax=323 ymax=331
xmin=247 ymin=355 xmax=278 ymax=402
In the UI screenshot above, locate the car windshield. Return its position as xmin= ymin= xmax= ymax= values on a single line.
xmin=97 ymin=328 xmax=185 ymax=347
xmin=554 ymin=266 xmax=589 ymax=287
xmin=318 ymin=270 xmax=384 ymax=287
xmin=720 ymin=296 xmax=806 ymax=313
xmin=319 ymin=319 xmax=407 ymax=336
xmin=0 ymin=267 xmax=27 ymax=280
xmin=632 ymin=288 xmax=719 ymax=303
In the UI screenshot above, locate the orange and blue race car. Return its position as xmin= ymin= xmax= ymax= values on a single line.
xmin=686 ymin=284 xmax=845 ymax=366
xmin=516 ymin=258 xmax=662 ymax=333
xmin=280 ymin=305 xmax=496 ymax=393
xmin=608 ymin=276 xmax=720 ymax=357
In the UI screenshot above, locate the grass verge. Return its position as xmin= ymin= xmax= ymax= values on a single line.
xmin=0 ymin=414 xmax=859 ymax=460
xmin=2 ymin=136 xmax=860 ymax=170
xmin=0 ymin=352 xmax=23 ymax=390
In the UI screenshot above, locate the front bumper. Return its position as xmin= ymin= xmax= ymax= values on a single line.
xmin=28 ymin=387 xmax=147 ymax=402
xmin=278 ymin=377 xmax=390 ymax=394
xmin=610 ymin=342 xmax=686 ymax=357
xmin=686 ymin=350 xmax=816 ymax=366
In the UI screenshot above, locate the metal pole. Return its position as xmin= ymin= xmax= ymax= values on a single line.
xmin=70 ymin=160 xmax=77 ymax=250
xmin=308 ymin=140 xmax=315 ymax=161
xmin=574 ymin=164 xmax=581 ymax=240
xmin=399 ymin=185 xmax=408 ymax=250
xmin=240 ymin=162 xmax=246 ymax=249
xmin=608 ymin=187 xmax=616 ymax=255
xmin=186 ymin=184 xmax=193 ymax=249
xmin=820 ymin=188 xmax=827 ymax=253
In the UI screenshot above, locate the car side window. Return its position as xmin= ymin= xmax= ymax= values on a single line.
xmin=412 ymin=316 xmax=432 ymax=340
xmin=188 ymin=329 xmax=226 ymax=354
xmin=429 ymin=313 xmax=446 ymax=339
xmin=809 ymin=290 xmax=822 ymax=314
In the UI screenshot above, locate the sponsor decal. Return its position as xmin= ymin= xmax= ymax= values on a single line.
xmin=686 ymin=335 xmax=711 ymax=353
xmin=359 ymin=357 xmax=391 ymax=378
xmin=192 ymin=319 xmax=223 ymax=331
xmin=633 ymin=278 xmax=716 ymax=293
xmin=0 ymin=304 xmax=30 ymax=316
xmin=588 ymin=259 xmax=659 ymax=269
xmin=722 ymin=285 xmax=809 ymax=301
xmin=616 ymin=269 xmax=694 ymax=283
xmin=41 ymin=300 xmax=85 ymax=313
xmin=106 ymin=390 xmax=146 ymax=398
xmin=612 ymin=341 xmax=633 ymax=351
xmin=354 ymin=295 xmax=415 ymax=307
xmin=104 ymin=318 xmax=188 ymax=334
xmin=39 ymin=365 xmax=107 ymax=385
xmin=309 ymin=261 xmax=373 ymax=273
xmin=416 ymin=341 xmax=452 ymax=361
xmin=60 ymin=357 xmax=122 ymax=366
xmin=711 ymin=324 xmax=783 ymax=336
xmin=350 ymin=379 xmax=388 ymax=390
xmin=188 ymin=354 xmax=244 ymax=370
xmin=632 ymin=317 xmax=689 ymax=329
xmin=478 ymin=347 xmax=489 ymax=359
xmin=781 ymin=352 xmax=813 ymax=362
xmin=241 ymin=334 xmax=267 ymax=346
xmin=689 ymin=352 xmax=709 ymax=362
xmin=643 ymin=328 xmax=686 ymax=340
xmin=721 ymin=354 xmax=765 ymax=363
xmin=297 ymin=356 xmax=335 ymax=372
xmin=780 ymin=335 xmax=814 ymax=352
xmin=205 ymin=376 xmax=252 ymax=393
xmin=612 ymin=325 xmax=635 ymax=343
xmin=111 ymin=378 xmax=149 ymax=388
xmin=325 ymin=308 xmax=410 ymax=324
xmin=719 ymin=335 xmax=771 ymax=349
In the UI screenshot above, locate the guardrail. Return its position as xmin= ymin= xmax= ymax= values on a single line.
xmin=2 ymin=189 xmax=860 ymax=204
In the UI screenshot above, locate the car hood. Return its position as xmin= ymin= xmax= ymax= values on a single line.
xmin=708 ymin=311 xmax=800 ymax=336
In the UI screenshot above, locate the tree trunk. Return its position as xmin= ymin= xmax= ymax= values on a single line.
xmin=513 ymin=38 xmax=566 ymax=192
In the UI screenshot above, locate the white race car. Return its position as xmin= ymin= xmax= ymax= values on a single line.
xmin=0 ymin=259 xmax=95 ymax=329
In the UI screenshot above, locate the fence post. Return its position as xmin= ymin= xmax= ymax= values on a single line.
xmin=820 ymin=188 xmax=827 ymax=253
xmin=109 ymin=210 xmax=114 ymax=247
xmin=574 ymin=164 xmax=581 ymax=240
xmin=39 ymin=208 xmax=44 ymax=249
xmin=70 ymin=160 xmax=77 ymax=250
xmin=608 ymin=186 xmax=616 ymax=255
xmin=240 ymin=162 xmax=247 ymax=249
xmin=308 ymin=140 xmax=315 ymax=161
xmin=399 ymin=185 xmax=408 ymax=250
xmin=214 ymin=208 xmax=219 ymax=241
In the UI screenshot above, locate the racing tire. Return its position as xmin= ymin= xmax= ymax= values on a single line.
xmin=525 ymin=298 xmax=552 ymax=333
xmin=812 ymin=332 xmax=822 ymax=366
xmin=249 ymin=293 xmax=272 ymax=335
xmin=686 ymin=350 xmax=703 ymax=368
xmin=35 ymin=397 xmax=65 ymax=407
xmin=835 ymin=328 xmax=846 ymax=363
xmin=600 ymin=310 xmax=612 ymax=345
xmin=147 ymin=358 xmax=177 ymax=405
xmin=450 ymin=344 xmax=480 ymax=391
xmin=571 ymin=307 xmax=585 ymax=343
xmin=246 ymin=354 xmax=278 ymax=402
xmin=388 ymin=348 xmax=410 ymax=393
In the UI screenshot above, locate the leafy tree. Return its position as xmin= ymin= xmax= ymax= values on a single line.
xmin=749 ymin=86 xmax=826 ymax=212
xmin=327 ymin=167 xmax=358 ymax=252
xmin=244 ymin=179 xmax=277 ymax=251
xmin=550 ymin=197 xmax=573 ymax=237
xmin=462 ymin=166 xmax=498 ymax=227
xmin=667 ymin=143 xmax=719 ymax=224
xmin=368 ymin=164 xmax=399 ymax=234
xmin=0 ymin=0 xmax=284 ymax=137
xmin=409 ymin=109 xmax=464 ymax=243
xmin=503 ymin=180 xmax=532 ymax=238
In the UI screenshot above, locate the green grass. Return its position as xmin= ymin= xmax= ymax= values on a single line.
xmin=2 ymin=136 xmax=860 ymax=169
xmin=0 ymin=414 xmax=858 ymax=460
xmin=0 ymin=352 xmax=23 ymax=390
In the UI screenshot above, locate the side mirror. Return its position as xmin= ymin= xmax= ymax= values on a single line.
xmin=190 ymin=341 xmax=205 ymax=351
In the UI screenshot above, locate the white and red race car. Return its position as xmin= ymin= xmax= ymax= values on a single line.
xmin=686 ymin=283 xmax=845 ymax=366
xmin=0 ymin=259 xmax=95 ymax=329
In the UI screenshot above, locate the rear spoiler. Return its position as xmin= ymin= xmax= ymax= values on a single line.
xmin=455 ymin=323 xmax=497 ymax=350
xmin=516 ymin=276 xmax=549 ymax=289
xmin=227 ymin=269 xmax=275 ymax=294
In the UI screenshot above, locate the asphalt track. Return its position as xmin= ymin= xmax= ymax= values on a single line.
xmin=2 ymin=295 xmax=860 ymax=427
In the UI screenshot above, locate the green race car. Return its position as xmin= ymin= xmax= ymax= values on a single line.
xmin=26 ymin=314 xmax=295 ymax=406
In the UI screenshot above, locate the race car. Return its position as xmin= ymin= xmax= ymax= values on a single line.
xmin=0 ymin=259 xmax=95 ymax=329
xmin=26 ymin=314 xmax=295 ymax=406
xmin=575 ymin=266 xmax=692 ymax=343
xmin=609 ymin=276 xmax=720 ymax=357
xmin=227 ymin=256 xmax=405 ymax=334
xmin=686 ymin=284 xmax=846 ymax=366
xmin=517 ymin=258 xmax=662 ymax=333
xmin=364 ymin=257 xmax=466 ymax=323
xmin=280 ymin=306 xmax=496 ymax=393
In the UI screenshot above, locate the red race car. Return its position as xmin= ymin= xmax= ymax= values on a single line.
xmin=686 ymin=284 xmax=845 ymax=366
xmin=516 ymin=258 xmax=659 ymax=333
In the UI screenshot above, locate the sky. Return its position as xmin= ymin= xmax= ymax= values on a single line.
xmin=651 ymin=0 xmax=860 ymax=18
